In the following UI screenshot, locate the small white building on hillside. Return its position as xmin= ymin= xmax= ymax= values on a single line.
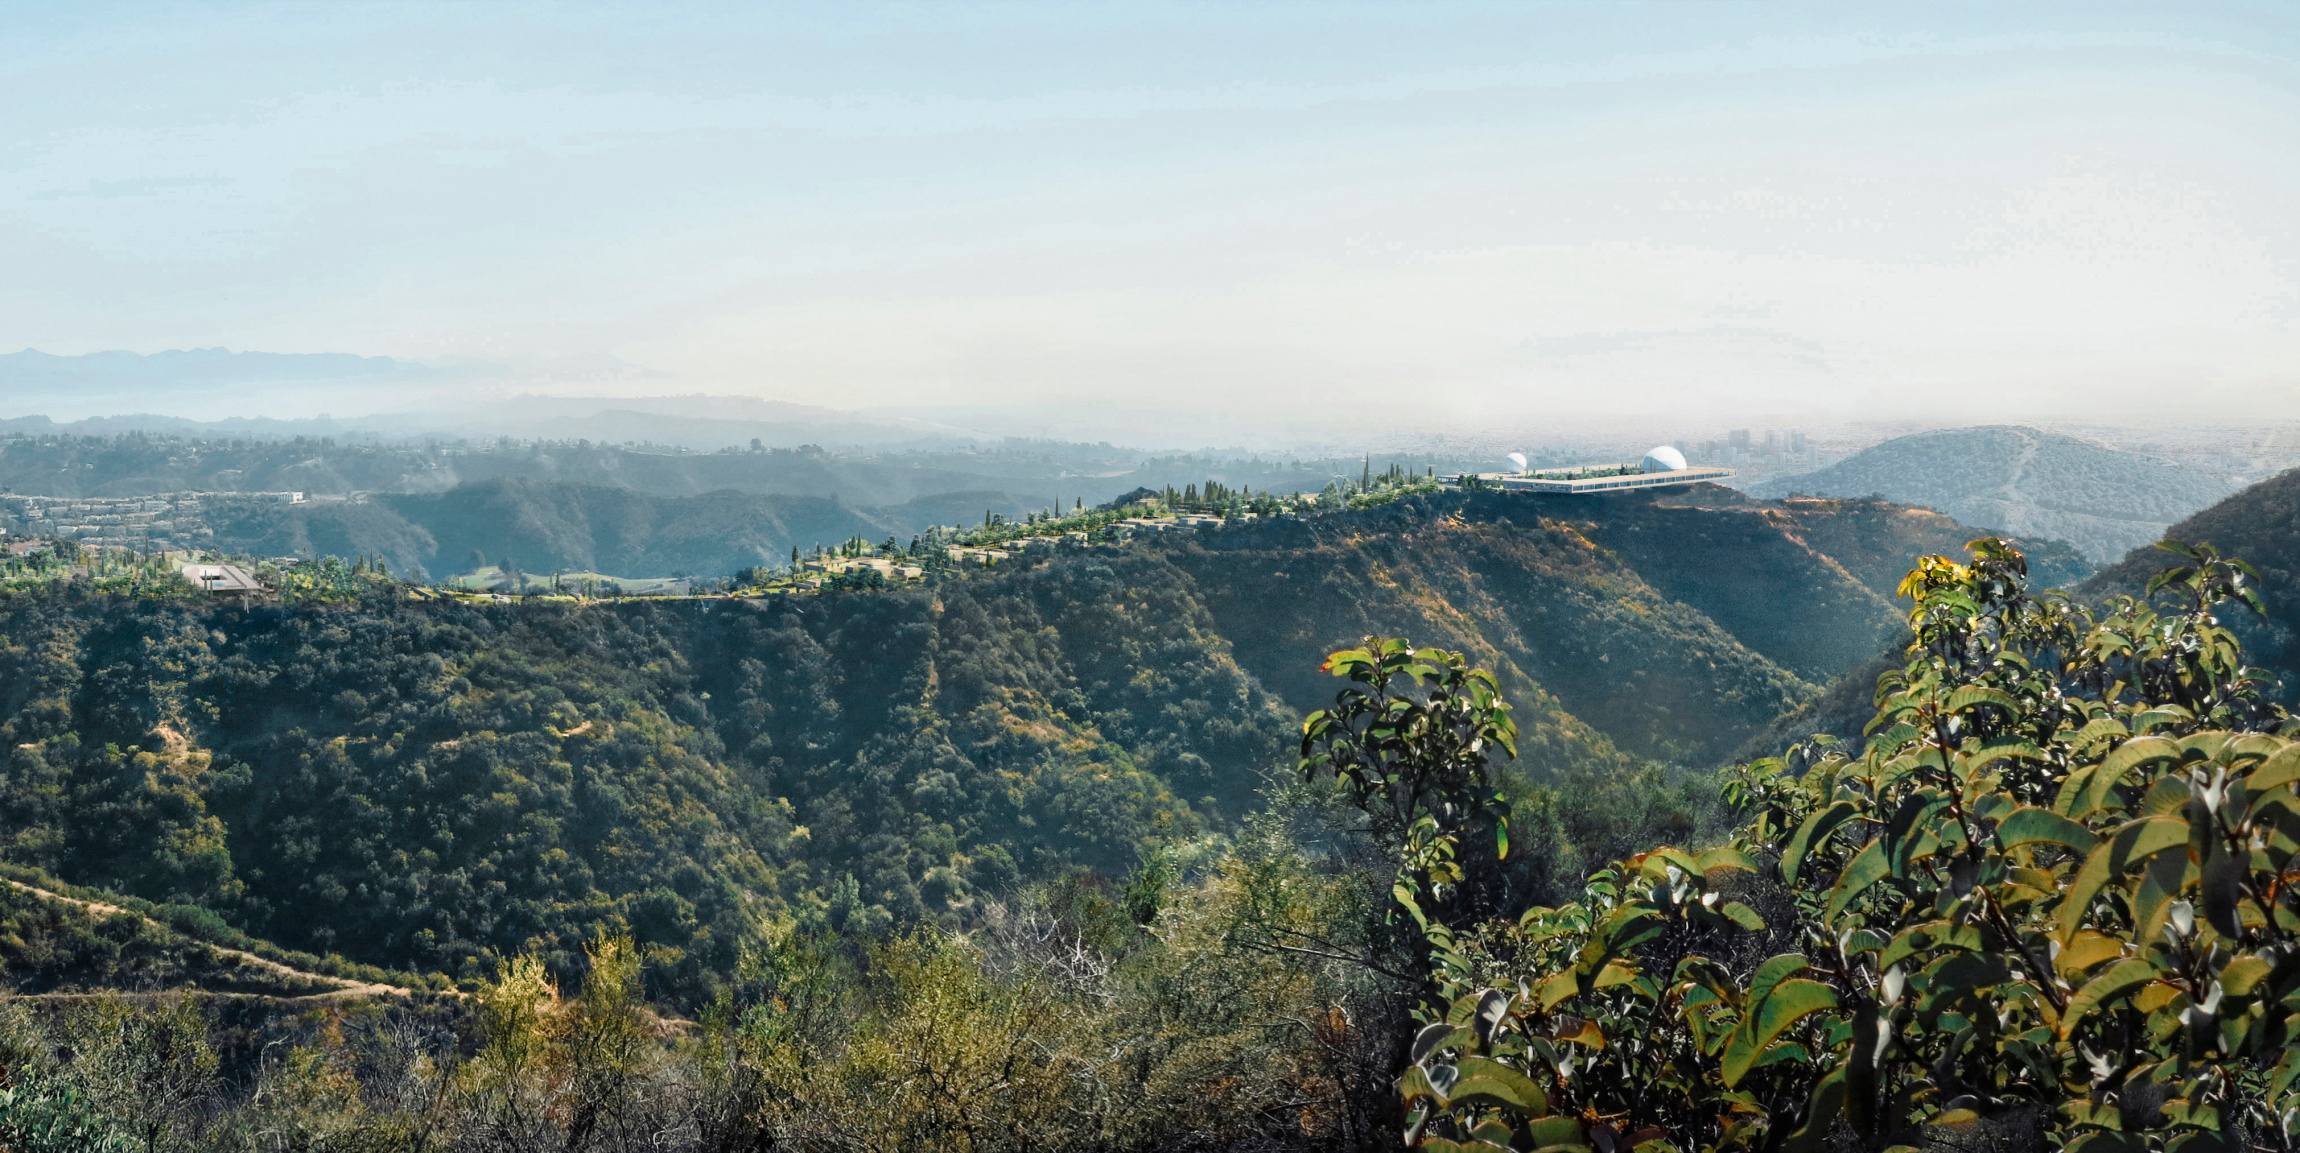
xmin=182 ymin=562 xmax=263 ymax=594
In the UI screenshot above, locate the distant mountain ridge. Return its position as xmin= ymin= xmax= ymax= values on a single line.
xmin=0 ymin=347 xmax=435 ymax=383
xmin=0 ymin=435 xmax=1377 ymax=567
xmin=0 ymin=404 xmax=979 ymax=452
xmin=0 ymin=349 xmax=976 ymax=448
xmin=1749 ymin=425 xmax=2234 ymax=563
xmin=0 ymin=350 xmax=983 ymax=449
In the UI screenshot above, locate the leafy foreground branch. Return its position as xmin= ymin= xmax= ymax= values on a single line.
xmin=1370 ymin=539 xmax=2300 ymax=1152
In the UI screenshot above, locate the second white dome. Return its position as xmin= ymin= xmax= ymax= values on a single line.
xmin=1640 ymin=445 xmax=1688 ymax=473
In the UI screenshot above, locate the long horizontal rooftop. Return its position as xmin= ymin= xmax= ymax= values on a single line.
xmin=1450 ymin=466 xmax=1737 ymax=494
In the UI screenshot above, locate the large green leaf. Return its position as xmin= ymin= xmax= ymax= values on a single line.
xmin=1412 ymin=1022 xmax=1470 ymax=1064
xmin=2140 ymin=776 xmax=2190 ymax=817
xmin=2176 ymin=731 xmax=2235 ymax=762
xmin=1878 ymin=919 xmax=1979 ymax=973
xmin=2057 ymin=816 xmax=2190 ymax=942
xmin=1399 ymin=1063 xmax=1441 ymax=1104
xmin=2130 ymin=706 xmax=2193 ymax=733
xmin=1537 ymin=970 xmax=1579 ymax=1012
xmin=1882 ymin=790 xmax=1952 ymax=874
xmin=1963 ymin=738 xmax=2046 ymax=775
xmin=2060 ymin=958 xmax=2162 ymax=1037
xmin=2066 ymin=736 xmax=2180 ymax=818
xmin=1779 ymin=1065 xmax=1849 ymax=1153
xmin=1916 ymin=953 xmax=2011 ymax=1012
xmin=1825 ymin=840 xmax=1891 ymax=922
xmin=1520 ymin=1115 xmax=1585 ymax=1150
xmin=1449 ymin=1056 xmax=1548 ymax=1115
xmin=1696 ymin=845 xmax=1758 ymax=874
xmin=1638 ymin=846 xmax=1702 ymax=881
xmin=2272 ymin=1044 xmax=2300 ymax=1106
xmin=1744 ymin=953 xmax=1810 ymax=1009
xmin=1588 ymin=905 xmax=1665 ymax=958
xmin=2064 ymin=715 xmax=2130 ymax=752
xmin=1673 ymin=955 xmax=1740 ymax=1006
xmin=2129 ymin=850 xmax=2189 ymax=946
xmin=1995 ymin=806 xmax=2099 ymax=853
xmin=1722 ymin=975 xmax=1838 ymax=1088
xmin=2218 ymin=956 xmax=2273 ymax=999
xmin=2056 ymin=762 xmax=2105 ymax=817
xmin=2246 ymin=743 xmax=2300 ymax=797
xmin=1417 ymin=1138 xmax=1488 ymax=1153
xmin=1942 ymin=685 xmax=2016 ymax=714
xmin=1782 ymin=800 xmax=1861 ymax=886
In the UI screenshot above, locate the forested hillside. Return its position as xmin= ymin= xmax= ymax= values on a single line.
xmin=1772 ymin=465 xmax=2300 ymax=751
xmin=0 ymin=432 xmax=1088 ymax=503
xmin=0 ymin=486 xmax=2137 ymax=1149
xmin=1755 ymin=464 xmax=2300 ymax=756
xmin=216 ymin=478 xmax=989 ymax=579
xmin=1751 ymin=424 xmax=2233 ymax=561
xmin=2082 ymin=464 xmax=2300 ymax=698
xmin=0 ymin=486 xmax=2062 ymax=998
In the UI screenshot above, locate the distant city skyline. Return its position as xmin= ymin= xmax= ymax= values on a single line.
xmin=5 ymin=2 xmax=2299 ymax=426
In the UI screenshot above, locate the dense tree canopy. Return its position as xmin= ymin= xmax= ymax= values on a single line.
xmin=1386 ymin=540 xmax=2300 ymax=1152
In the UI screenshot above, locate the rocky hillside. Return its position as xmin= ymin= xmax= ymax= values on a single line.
xmin=1750 ymin=425 xmax=2234 ymax=563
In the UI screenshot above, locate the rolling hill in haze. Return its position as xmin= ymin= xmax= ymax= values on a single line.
xmin=0 ymin=347 xmax=434 ymax=386
xmin=1750 ymin=425 xmax=2235 ymax=562
xmin=210 ymin=480 xmax=990 ymax=579
xmin=0 ymin=428 xmax=1116 ymax=503
xmin=0 ymin=432 xmax=1470 ymax=577
xmin=1 ymin=350 xmax=1352 ymax=452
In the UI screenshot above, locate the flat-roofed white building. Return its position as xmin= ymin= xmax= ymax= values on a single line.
xmin=182 ymin=562 xmax=263 ymax=593
xmin=1451 ymin=446 xmax=1735 ymax=494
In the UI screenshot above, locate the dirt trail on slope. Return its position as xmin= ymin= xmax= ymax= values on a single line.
xmin=1999 ymin=430 xmax=2041 ymax=507
xmin=0 ymin=877 xmax=412 ymax=1001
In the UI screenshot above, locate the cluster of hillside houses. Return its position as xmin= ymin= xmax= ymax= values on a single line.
xmin=785 ymin=512 xmax=1245 ymax=589
xmin=0 ymin=491 xmax=305 ymax=551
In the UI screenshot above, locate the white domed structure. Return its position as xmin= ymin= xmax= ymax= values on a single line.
xmin=1640 ymin=445 xmax=1688 ymax=473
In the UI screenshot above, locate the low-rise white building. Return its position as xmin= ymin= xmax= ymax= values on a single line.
xmin=182 ymin=562 xmax=263 ymax=594
xmin=1452 ymin=447 xmax=1736 ymax=495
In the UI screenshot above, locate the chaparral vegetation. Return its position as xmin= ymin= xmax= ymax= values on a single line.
xmin=0 ymin=479 xmax=2289 ymax=1151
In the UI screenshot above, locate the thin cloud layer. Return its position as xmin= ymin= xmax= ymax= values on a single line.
xmin=3 ymin=4 xmax=2295 ymax=426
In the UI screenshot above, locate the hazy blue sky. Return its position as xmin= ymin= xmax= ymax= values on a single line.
xmin=4 ymin=2 xmax=2298 ymax=423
